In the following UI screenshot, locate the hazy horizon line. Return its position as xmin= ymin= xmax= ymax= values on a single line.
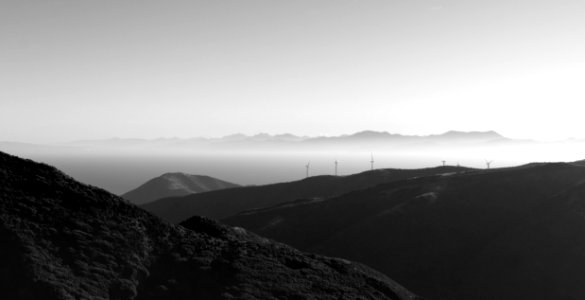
xmin=1 ymin=129 xmax=508 ymax=144
xmin=4 ymin=129 xmax=585 ymax=145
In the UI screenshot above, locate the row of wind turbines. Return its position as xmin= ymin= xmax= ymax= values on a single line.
xmin=305 ymin=155 xmax=494 ymax=178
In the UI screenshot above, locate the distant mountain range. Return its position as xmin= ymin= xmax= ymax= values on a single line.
xmin=0 ymin=151 xmax=420 ymax=300
xmin=121 ymin=172 xmax=240 ymax=205
xmin=65 ymin=130 xmax=517 ymax=150
xmin=141 ymin=166 xmax=473 ymax=223
xmin=3 ymin=130 xmax=582 ymax=157
xmin=224 ymin=161 xmax=585 ymax=300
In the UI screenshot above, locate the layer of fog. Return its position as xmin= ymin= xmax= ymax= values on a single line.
xmin=2 ymin=139 xmax=584 ymax=195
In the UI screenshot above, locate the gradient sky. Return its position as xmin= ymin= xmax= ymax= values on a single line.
xmin=1 ymin=0 xmax=585 ymax=143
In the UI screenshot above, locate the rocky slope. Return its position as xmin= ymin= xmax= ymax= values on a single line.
xmin=225 ymin=163 xmax=585 ymax=299
xmin=0 ymin=151 xmax=420 ymax=300
xmin=142 ymin=166 xmax=471 ymax=222
xmin=122 ymin=172 xmax=240 ymax=205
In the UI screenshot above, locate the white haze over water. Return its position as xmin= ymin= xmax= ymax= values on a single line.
xmin=2 ymin=132 xmax=584 ymax=194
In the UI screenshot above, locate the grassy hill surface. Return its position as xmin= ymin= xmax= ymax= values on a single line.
xmin=122 ymin=172 xmax=240 ymax=205
xmin=0 ymin=151 xmax=420 ymax=300
xmin=225 ymin=163 xmax=585 ymax=299
xmin=142 ymin=166 xmax=471 ymax=223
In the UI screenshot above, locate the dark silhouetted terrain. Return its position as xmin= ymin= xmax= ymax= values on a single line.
xmin=0 ymin=151 xmax=421 ymax=300
xmin=225 ymin=162 xmax=585 ymax=299
xmin=122 ymin=172 xmax=240 ymax=205
xmin=142 ymin=166 xmax=472 ymax=222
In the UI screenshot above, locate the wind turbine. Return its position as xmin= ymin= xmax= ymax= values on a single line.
xmin=442 ymin=160 xmax=446 ymax=167
xmin=305 ymin=162 xmax=310 ymax=178
xmin=370 ymin=153 xmax=374 ymax=171
xmin=485 ymin=160 xmax=493 ymax=169
xmin=334 ymin=159 xmax=338 ymax=176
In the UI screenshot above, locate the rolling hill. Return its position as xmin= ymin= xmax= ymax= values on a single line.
xmin=0 ymin=151 xmax=421 ymax=300
xmin=122 ymin=172 xmax=240 ymax=205
xmin=225 ymin=162 xmax=585 ymax=299
xmin=142 ymin=166 xmax=472 ymax=223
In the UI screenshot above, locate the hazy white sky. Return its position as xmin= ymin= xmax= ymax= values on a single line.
xmin=1 ymin=0 xmax=584 ymax=143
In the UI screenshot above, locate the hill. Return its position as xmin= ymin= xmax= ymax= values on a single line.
xmin=142 ymin=166 xmax=472 ymax=223
xmin=0 ymin=151 xmax=420 ymax=300
xmin=225 ymin=163 xmax=585 ymax=299
xmin=122 ymin=172 xmax=240 ymax=205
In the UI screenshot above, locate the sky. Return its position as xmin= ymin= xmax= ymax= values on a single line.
xmin=1 ymin=0 xmax=585 ymax=143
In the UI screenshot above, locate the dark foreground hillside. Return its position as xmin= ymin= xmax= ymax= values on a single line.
xmin=143 ymin=166 xmax=471 ymax=222
xmin=226 ymin=162 xmax=585 ymax=300
xmin=0 ymin=151 xmax=420 ymax=300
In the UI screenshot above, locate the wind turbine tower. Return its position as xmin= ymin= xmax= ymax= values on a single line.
xmin=486 ymin=160 xmax=493 ymax=169
xmin=334 ymin=160 xmax=338 ymax=176
xmin=305 ymin=162 xmax=310 ymax=178
xmin=370 ymin=154 xmax=374 ymax=171
xmin=442 ymin=160 xmax=446 ymax=167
